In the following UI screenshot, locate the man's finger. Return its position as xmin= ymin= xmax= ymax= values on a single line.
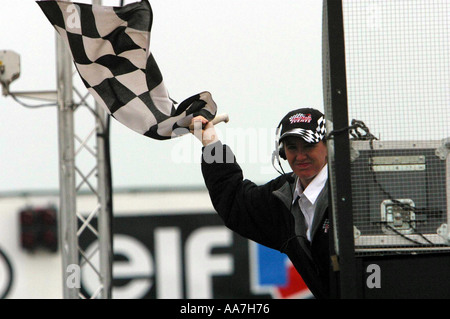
xmin=193 ymin=119 xmax=204 ymax=141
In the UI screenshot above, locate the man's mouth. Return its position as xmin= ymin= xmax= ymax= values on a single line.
xmin=295 ymin=162 xmax=312 ymax=169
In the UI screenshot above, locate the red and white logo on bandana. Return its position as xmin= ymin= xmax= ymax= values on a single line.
xmin=289 ymin=113 xmax=312 ymax=124
xmin=322 ymin=219 xmax=330 ymax=234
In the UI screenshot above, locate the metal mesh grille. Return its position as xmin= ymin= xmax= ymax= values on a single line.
xmin=341 ymin=0 xmax=450 ymax=255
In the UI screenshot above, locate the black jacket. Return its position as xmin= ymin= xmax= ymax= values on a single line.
xmin=201 ymin=142 xmax=332 ymax=299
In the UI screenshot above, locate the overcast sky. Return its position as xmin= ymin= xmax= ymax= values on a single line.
xmin=2 ymin=1 xmax=449 ymax=195
xmin=0 ymin=0 xmax=324 ymax=193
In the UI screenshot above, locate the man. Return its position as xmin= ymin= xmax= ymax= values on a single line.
xmin=190 ymin=108 xmax=332 ymax=299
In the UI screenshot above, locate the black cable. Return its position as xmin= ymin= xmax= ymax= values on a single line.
xmin=326 ymin=119 xmax=377 ymax=141
xmin=9 ymin=85 xmax=115 ymax=290
xmin=407 ymin=221 xmax=434 ymax=245
xmin=10 ymin=93 xmax=57 ymax=109
xmin=383 ymin=224 xmax=424 ymax=245
xmin=104 ymin=116 xmax=114 ymax=251
xmin=10 ymin=88 xmax=116 ymax=289
xmin=367 ymin=134 xmax=437 ymax=246
xmin=280 ymin=235 xmax=304 ymax=253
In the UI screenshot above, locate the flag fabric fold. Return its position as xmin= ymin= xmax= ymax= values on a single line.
xmin=37 ymin=0 xmax=217 ymax=140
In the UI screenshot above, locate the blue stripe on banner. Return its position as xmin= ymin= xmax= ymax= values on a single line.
xmin=257 ymin=244 xmax=287 ymax=286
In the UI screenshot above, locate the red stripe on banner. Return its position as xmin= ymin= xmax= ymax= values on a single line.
xmin=277 ymin=264 xmax=310 ymax=299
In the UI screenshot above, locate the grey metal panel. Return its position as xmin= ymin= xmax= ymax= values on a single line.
xmin=350 ymin=140 xmax=449 ymax=253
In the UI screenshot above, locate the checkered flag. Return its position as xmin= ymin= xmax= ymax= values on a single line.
xmin=37 ymin=0 xmax=217 ymax=140
xmin=300 ymin=116 xmax=326 ymax=143
xmin=315 ymin=116 xmax=326 ymax=141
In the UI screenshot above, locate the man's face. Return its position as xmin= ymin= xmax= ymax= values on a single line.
xmin=283 ymin=137 xmax=328 ymax=188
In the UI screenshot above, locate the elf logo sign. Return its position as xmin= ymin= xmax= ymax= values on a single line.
xmin=78 ymin=212 xmax=267 ymax=299
xmin=78 ymin=212 xmax=311 ymax=299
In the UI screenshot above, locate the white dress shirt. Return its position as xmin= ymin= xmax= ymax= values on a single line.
xmin=292 ymin=164 xmax=328 ymax=242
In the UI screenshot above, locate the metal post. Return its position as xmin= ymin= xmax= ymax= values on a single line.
xmin=323 ymin=0 xmax=359 ymax=298
xmin=95 ymin=109 xmax=112 ymax=299
xmin=92 ymin=0 xmax=113 ymax=301
xmin=56 ymin=35 xmax=79 ymax=299
xmin=56 ymin=0 xmax=113 ymax=299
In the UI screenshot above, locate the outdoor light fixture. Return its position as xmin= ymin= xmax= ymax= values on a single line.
xmin=0 ymin=50 xmax=57 ymax=104
xmin=0 ymin=50 xmax=20 ymax=96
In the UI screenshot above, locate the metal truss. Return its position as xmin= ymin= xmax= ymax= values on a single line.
xmin=56 ymin=0 xmax=113 ymax=299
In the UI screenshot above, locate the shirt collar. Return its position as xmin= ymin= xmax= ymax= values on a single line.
xmin=292 ymin=164 xmax=328 ymax=205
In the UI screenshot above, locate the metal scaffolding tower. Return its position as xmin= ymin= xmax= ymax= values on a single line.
xmin=1 ymin=0 xmax=113 ymax=298
xmin=56 ymin=0 xmax=113 ymax=299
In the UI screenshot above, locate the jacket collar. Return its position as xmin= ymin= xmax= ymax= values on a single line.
xmin=272 ymin=175 xmax=296 ymax=211
xmin=273 ymin=175 xmax=329 ymax=242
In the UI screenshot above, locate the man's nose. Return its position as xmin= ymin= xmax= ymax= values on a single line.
xmin=295 ymin=149 xmax=308 ymax=160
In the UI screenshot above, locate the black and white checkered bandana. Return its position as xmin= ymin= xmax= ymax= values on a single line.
xmin=37 ymin=0 xmax=217 ymax=140
xmin=279 ymin=108 xmax=326 ymax=144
